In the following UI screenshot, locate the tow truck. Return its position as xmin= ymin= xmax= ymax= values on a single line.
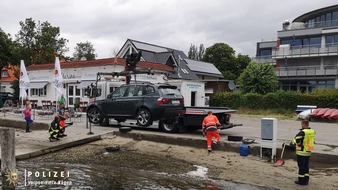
xmin=85 ymin=51 xmax=241 ymax=133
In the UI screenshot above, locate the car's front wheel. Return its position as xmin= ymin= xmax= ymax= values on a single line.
xmin=136 ymin=108 xmax=152 ymax=127
xmin=87 ymin=107 xmax=103 ymax=124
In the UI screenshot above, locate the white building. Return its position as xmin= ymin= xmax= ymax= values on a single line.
xmin=26 ymin=58 xmax=173 ymax=108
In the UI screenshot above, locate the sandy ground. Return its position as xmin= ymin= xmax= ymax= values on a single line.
xmin=29 ymin=135 xmax=338 ymax=190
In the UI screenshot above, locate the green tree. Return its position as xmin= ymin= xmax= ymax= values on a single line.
xmin=73 ymin=41 xmax=97 ymax=61
xmin=15 ymin=18 xmax=69 ymax=66
xmin=0 ymin=28 xmax=19 ymax=73
xmin=238 ymin=62 xmax=278 ymax=94
xmin=188 ymin=43 xmax=204 ymax=61
xmin=202 ymin=43 xmax=245 ymax=80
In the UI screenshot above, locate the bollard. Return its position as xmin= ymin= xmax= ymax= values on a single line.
xmin=87 ymin=116 xmax=93 ymax=135
xmin=1 ymin=128 xmax=17 ymax=189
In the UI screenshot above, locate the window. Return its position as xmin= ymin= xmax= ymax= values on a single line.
xmin=335 ymin=34 xmax=338 ymax=45
xmin=126 ymin=85 xmax=136 ymax=97
xmin=259 ymin=49 xmax=272 ymax=57
xmin=145 ymin=86 xmax=155 ymax=95
xmin=326 ymin=13 xmax=332 ymax=26
xmin=333 ymin=11 xmax=338 ymax=26
xmin=302 ymin=39 xmax=309 ymax=48
xmin=112 ymin=86 xmax=128 ymax=97
xmin=309 ymin=37 xmax=321 ymax=48
xmin=31 ymin=86 xmax=47 ymax=96
xmin=326 ymin=35 xmax=334 ymax=47
xmin=1 ymin=70 xmax=8 ymax=78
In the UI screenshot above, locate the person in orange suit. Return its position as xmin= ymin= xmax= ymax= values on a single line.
xmin=202 ymin=111 xmax=221 ymax=153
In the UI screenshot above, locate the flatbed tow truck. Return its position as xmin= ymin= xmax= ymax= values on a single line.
xmin=85 ymin=51 xmax=242 ymax=133
xmin=159 ymin=106 xmax=242 ymax=133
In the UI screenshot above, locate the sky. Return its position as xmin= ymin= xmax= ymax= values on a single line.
xmin=1 ymin=0 xmax=337 ymax=59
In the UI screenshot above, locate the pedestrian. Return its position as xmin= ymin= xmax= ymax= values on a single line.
xmin=202 ymin=111 xmax=221 ymax=153
xmin=49 ymin=116 xmax=61 ymax=141
xmin=291 ymin=120 xmax=316 ymax=185
xmin=59 ymin=94 xmax=66 ymax=105
xmin=57 ymin=102 xmax=67 ymax=136
xmin=23 ymin=102 xmax=33 ymax=133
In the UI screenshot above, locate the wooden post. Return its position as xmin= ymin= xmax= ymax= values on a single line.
xmin=1 ymin=128 xmax=16 ymax=189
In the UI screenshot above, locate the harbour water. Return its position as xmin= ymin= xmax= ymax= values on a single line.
xmin=6 ymin=162 xmax=277 ymax=190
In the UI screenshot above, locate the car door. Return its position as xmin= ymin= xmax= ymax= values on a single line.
xmin=103 ymin=85 xmax=129 ymax=116
xmin=119 ymin=85 xmax=144 ymax=116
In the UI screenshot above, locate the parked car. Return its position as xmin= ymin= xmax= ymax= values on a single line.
xmin=86 ymin=82 xmax=185 ymax=127
xmin=0 ymin=92 xmax=19 ymax=107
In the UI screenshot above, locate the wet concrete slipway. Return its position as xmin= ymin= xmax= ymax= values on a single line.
xmin=0 ymin=111 xmax=337 ymax=189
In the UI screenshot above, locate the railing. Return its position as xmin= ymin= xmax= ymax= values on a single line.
xmin=283 ymin=20 xmax=338 ymax=31
xmin=253 ymin=45 xmax=338 ymax=63
xmin=272 ymin=45 xmax=338 ymax=59
xmin=276 ymin=66 xmax=338 ymax=77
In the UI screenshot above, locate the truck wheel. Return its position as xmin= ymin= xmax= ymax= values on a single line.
xmin=87 ymin=107 xmax=103 ymax=124
xmin=159 ymin=120 xmax=179 ymax=133
xmin=136 ymin=109 xmax=152 ymax=127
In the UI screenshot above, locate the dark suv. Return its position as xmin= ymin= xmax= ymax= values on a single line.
xmin=86 ymin=83 xmax=184 ymax=128
xmin=0 ymin=92 xmax=19 ymax=107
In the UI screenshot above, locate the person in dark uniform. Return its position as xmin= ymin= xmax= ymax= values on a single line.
xmin=49 ymin=116 xmax=61 ymax=141
xmin=291 ymin=120 xmax=316 ymax=185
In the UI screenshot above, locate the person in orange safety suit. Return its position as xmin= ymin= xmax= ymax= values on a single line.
xmin=202 ymin=111 xmax=221 ymax=153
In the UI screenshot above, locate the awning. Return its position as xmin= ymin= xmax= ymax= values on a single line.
xmin=77 ymin=80 xmax=96 ymax=89
xmin=29 ymin=82 xmax=48 ymax=89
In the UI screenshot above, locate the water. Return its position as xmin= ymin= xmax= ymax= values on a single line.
xmin=5 ymin=162 xmax=276 ymax=190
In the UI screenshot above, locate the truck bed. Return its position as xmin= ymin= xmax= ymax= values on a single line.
xmin=184 ymin=106 xmax=237 ymax=115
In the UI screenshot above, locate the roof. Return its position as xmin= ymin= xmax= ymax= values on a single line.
xmin=26 ymin=57 xmax=174 ymax=72
xmin=185 ymin=59 xmax=223 ymax=78
xmin=0 ymin=65 xmax=19 ymax=83
xmin=293 ymin=5 xmax=338 ymax=23
xmin=124 ymin=39 xmax=223 ymax=80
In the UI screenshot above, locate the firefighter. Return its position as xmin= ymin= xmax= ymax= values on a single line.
xmin=291 ymin=120 xmax=316 ymax=185
xmin=202 ymin=111 xmax=221 ymax=153
xmin=49 ymin=116 xmax=61 ymax=141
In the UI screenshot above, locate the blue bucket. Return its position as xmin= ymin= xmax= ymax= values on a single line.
xmin=240 ymin=144 xmax=250 ymax=156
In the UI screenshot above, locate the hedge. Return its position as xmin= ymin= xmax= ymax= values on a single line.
xmin=209 ymin=89 xmax=338 ymax=110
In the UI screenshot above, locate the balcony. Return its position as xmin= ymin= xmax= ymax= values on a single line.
xmin=272 ymin=45 xmax=338 ymax=59
xmin=254 ymin=44 xmax=338 ymax=64
xmin=276 ymin=65 xmax=338 ymax=78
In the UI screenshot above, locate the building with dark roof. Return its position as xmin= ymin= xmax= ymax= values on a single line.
xmin=117 ymin=39 xmax=229 ymax=103
xmin=117 ymin=39 xmax=224 ymax=80
xmin=254 ymin=5 xmax=338 ymax=92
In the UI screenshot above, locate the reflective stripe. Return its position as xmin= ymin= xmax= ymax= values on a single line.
xmin=298 ymin=174 xmax=305 ymax=177
xmin=206 ymin=126 xmax=217 ymax=131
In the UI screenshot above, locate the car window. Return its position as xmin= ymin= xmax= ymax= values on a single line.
xmin=125 ymin=85 xmax=136 ymax=97
xmin=145 ymin=86 xmax=155 ymax=95
xmin=159 ymin=86 xmax=181 ymax=96
xmin=112 ymin=86 xmax=128 ymax=98
xmin=135 ymin=85 xmax=143 ymax=96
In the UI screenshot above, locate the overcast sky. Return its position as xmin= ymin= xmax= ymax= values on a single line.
xmin=1 ymin=1 xmax=337 ymax=59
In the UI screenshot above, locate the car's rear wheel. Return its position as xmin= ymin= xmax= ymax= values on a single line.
xmin=159 ymin=120 xmax=179 ymax=133
xmin=87 ymin=107 xmax=103 ymax=124
xmin=136 ymin=108 xmax=152 ymax=127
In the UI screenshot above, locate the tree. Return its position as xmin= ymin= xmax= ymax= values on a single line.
xmin=202 ymin=43 xmax=250 ymax=80
xmin=15 ymin=18 xmax=69 ymax=66
xmin=238 ymin=62 xmax=279 ymax=94
xmin=188 ymin=43 xmax=205 ymax=61
xmin=73 ymin=41 xmax=97 ymax=61
xmin=0 ymin=28 xmax=18 ymax=74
